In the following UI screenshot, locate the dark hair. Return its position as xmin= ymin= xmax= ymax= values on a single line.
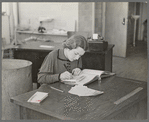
xmin=63 ymin=35 xmax=88 ymax=51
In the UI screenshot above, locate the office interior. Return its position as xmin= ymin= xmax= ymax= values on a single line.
xmin=1 ymin=2 xmax=148 ymax=120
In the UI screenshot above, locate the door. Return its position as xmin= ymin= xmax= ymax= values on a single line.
xmin=105 ymin=2 xmax=128 ymax=57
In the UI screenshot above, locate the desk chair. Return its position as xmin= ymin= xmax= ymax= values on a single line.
xmin=67 ymin=31 xmax=90 ymax=39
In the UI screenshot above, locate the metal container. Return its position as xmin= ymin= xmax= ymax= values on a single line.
xmin=2 ymin=59 xmax=33 ymax=120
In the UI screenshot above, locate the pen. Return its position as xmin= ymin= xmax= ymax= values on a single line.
xmin=50 ymin=86 xmax=64 ymax=93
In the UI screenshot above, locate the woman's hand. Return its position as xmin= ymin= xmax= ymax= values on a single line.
xmin=60 ymin=71 xmax=73 ymax=81
xmin=72 ymin=68 xmax=82 ymax=76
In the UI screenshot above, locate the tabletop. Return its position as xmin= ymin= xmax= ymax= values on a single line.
xmin=10 ymin=76 xmax=147 ymax=120
xmin=5 ymin=40 xmax=114 ymax=53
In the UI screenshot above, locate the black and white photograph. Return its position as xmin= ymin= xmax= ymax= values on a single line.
xmin=1 ymin=1 xmax=148 ymax=120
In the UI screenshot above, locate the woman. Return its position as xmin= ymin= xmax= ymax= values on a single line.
xmin=38 ymin=35 xmax=88 ymax=84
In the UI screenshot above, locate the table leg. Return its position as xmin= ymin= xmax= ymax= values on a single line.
xmin=20 ymin=106 xmax=27 ymax=119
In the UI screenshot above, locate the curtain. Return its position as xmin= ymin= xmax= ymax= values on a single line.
xmin=2 ymin=2 xmax=18 ymax=44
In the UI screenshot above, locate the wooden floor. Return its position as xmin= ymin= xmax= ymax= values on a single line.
xmin=113 ymin=41 xmax=147 ymax=82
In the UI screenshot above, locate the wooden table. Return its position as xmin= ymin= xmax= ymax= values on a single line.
xmin=4 ymin=40 xmax=114 ymax=88
xmin=10 ymin=76 xmax=147 ymax=120
xmin=16 ymin=30 xmax=68 ymax=43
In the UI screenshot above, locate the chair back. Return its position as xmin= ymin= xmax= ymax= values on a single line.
xmin=67 ymin=31 xmax=90 ymax=40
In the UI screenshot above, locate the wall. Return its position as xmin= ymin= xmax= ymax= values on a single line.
xmin=95 ymin=2 xmax=103 ymax=36
xmin=78 ymin=2 xmax=94 ymax=36
xmin=2 ymin=16 xmax=10 ymax=44
xmin=127 ymin=2 xmax=135 ymax=45
xmin=105 ymin=2 xmax=128 ymax=57
xmin=141 ymin=3 xmax=147 ymax=24
xmin=138 ymin=2 xmax=147 ymax=40
xmin=127 ymin=2 xmax=147 ymax=43
xmin=18 ymin=2 xmax=78 ymax=31
xmin=136 ymin=2 xmax=141 ymax=41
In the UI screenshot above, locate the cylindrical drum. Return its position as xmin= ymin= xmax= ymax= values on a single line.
xmin=2 ymin=59 xmax=33 ymax=120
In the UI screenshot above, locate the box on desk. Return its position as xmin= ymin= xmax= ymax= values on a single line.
xmin=88 ymin=40 xmax=108 ymax=52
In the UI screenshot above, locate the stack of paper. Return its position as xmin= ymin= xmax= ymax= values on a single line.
xmin=68 ymin=85 xmax=104 ymax=96
xmin=27 ymin=91 xmax=48 ymax=103
xmin=39 ymin=45 xmax=55 ymax=48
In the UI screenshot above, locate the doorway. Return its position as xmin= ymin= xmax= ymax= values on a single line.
xmin=104 ymin=2 xmax=147 ymax=81
xmin=104 ymin=2 xmax=147 ymax=58
xmin=126 ymin=2 xmax=147 ymax=57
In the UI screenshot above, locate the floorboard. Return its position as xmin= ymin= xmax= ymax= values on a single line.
xmin=113 ymin=41 xmax=147 ymax=82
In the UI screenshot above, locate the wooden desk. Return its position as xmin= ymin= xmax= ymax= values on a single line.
xmin=5 ymin=40 xmax=114 ymax=88
xmin=10 ymin=76 xmax=147 ymax=120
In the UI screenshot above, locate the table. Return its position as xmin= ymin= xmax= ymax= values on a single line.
xmin=16 ymin=31 xmax=68 ymax=43
xmin=4 ymin=40 xmax=114 ymax=88
xmin=10 ymin=76 xmax=147 ymax=120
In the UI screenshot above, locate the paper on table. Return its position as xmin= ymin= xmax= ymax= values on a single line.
xmin=40 ymin=45 xmax=55 ymax=48
xmin=68 ymin=85 xmax=104 ymax=96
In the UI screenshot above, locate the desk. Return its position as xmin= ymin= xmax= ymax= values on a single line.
xmin=10 ymin=76 xmax=147 ymax=120
xmin=4 ymin=40 xmax=114 ymax=88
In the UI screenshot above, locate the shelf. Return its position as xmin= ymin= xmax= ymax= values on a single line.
xmin=16 ymin=31 xmax=67 ymax=36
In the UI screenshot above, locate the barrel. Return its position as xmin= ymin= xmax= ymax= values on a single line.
xmin=2 ymin=59 xmax=33 ymax=120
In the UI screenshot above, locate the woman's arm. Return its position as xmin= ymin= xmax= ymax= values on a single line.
xmin=38 ymin=73 xmax=61 ymax=84
xmin=37 ymin=51 xmax=60 ymax=84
